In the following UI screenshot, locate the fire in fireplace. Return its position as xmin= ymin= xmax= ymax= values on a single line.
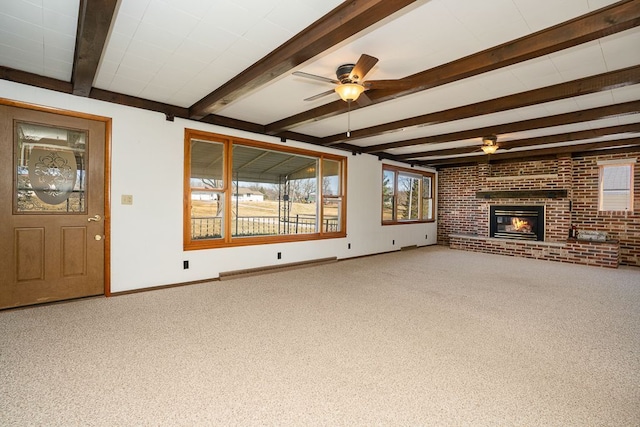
xmin=489 ymin=205 xmax=545 ymax=241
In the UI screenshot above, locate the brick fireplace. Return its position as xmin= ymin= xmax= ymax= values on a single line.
xmin=436 ymin=152 xmax=640 ymax=268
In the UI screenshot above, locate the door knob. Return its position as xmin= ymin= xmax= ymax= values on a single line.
xmin=88 ymin=214 xmax=102 ymax=222
xmin=95 ymin=235 xmax=103 ymax=241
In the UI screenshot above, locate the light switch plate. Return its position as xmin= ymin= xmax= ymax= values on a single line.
xmin=121 ymin=194 xmax=133 ymax=205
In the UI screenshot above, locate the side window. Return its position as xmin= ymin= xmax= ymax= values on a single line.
xmin=598 ymin=160 xmax=635 ymax=211
xmin=382 ymin=165 xmax=435 ymax=224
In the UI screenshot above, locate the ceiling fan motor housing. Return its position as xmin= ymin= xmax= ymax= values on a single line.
xmin=337 ymin=64 xmax=356 ymax=83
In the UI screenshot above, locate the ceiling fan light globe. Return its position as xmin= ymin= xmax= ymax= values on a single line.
xmin=481 ymin=144 xmax=498 ymax=154
xmin=335 ymin=83 xmax=365 ymax=101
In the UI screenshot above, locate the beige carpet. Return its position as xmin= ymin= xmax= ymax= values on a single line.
xmin=1 ymin=246 xmax=639 ymax=426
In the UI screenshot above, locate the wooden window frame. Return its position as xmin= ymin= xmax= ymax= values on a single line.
xmin=382 ymin=164 xmax=435 ymax=225
xmin=597 ymin=159 xmax=635 ymax=212
xmin=184 ymin=129 xmax=347 ymax=250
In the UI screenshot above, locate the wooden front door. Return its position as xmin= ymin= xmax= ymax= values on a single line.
xmin=0 ymin=104 xmax=106 ymax=309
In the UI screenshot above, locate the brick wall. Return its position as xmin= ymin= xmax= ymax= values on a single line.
xmin=437 ymin=151 xmax=640 ymax=267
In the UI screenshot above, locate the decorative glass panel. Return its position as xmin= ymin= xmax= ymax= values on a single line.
xmin=15 ymin=122 xmax=87 ymax=213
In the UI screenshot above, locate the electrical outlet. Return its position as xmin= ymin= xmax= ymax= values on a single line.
xmin=277 ymin=252 xmax=282 ymax=260
xmin=121 ymin=194 xmax=133 ymax=205
xmin=348 ymin=243 xmax=351 ymax=249
xmin=183 ymin=260 xmax=189 ymax=269
xmin=392 ymin=240 xmax=395 ymax=245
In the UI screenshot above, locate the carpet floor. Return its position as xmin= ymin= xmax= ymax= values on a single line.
xmin=1 ymin=246 xmax=639 ymax=426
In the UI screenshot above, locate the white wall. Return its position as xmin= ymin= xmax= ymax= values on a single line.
xmin=1 ymin=81 xmax=437 ymax=293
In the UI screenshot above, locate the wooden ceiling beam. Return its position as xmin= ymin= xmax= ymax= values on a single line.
xmin=72 ymin=0 xmax=118 ymax=96
xmin=323 ymin=65 xmax=640 ymax=145
xmin=398 ymin=123 xmax=640 ymax=160
xmin=188 ymin=0 xmax=419 ymax=120
xmin=420 ymin=137 xmax=640 ymax=167
xmin=90 ymin=88 xmax=189 ymax=120
xmin=390 ymin=104 xmax=640 ymax=159
xmin=265 ymin=0 xmax=640 ymax=135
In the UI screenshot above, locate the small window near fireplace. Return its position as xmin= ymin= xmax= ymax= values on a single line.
xmin=598 ymin=159 xmax=635 ymax=212
xmin=490 ymin=205 xmax=545 ymax=241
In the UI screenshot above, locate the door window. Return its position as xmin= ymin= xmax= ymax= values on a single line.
xmin=15 ymin=121 xmax=87 ymax=213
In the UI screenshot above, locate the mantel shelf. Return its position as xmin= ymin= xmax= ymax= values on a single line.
xmin=476 ymin=189 xmax=568 ymax=199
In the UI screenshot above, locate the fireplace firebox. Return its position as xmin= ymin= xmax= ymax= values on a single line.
xmin=490 ymin=205 xmax=545 ymax=241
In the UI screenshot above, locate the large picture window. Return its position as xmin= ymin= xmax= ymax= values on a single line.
xmin=598 ymin=159 xmax=635 ymax=212
xmin=185 ymin=130 xmax=347 ymax=250
xmin=382 ymin=165 xmax=435 ymax=224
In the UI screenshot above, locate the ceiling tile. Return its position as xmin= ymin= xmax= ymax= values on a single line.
xmin=599 ymin=28 xmax=640 ymax=71
xmin=513 ymin=0 xmax=589 ymax=32
xmin=134 ymin=21 xmax=184 ymax=53
xmin=548 ymin=40 xmax=608 ymax=81
xmin=43 ymin=56 xmax=71 ymax=79
xmin=108 ymin=73 xmax=148 ymax=96
xmin=0 ymin=12 xmax=44 ymax=43
xmin=266 ymin=1 xmax=326 ymax=33
xmin=43 ymin=28 xmax=75 ymax=51
xmin=243 ymin=18 xmax=292 ymax=49
xmin=42 ymin=0 xmax=78 ymax=17
xmin=221 ymin=0 xmax=279 ymax=18
xmin=0 ymin=42 xmax=43 ymax=72
xmin=117 ymin=0 xmax=151 ymax=20
xmin=143 ymin=0 xmax=199 ymax=35
xmin=1 ymin=0 xmax=43 ymax=25
xmin=0 ymin=29 xmax=44 ymax=57
xmin=42 ymin=7 xmax=76 ymax=34
xmin=111 ymin=13 xmax=142 ymax=38
xmin=164 ymin=0 xmax=213 ymax=18
xmin=203 ymin=1 xmax=262 ymax=37
xmin=509 ymin=57 xmax=561 ymax=90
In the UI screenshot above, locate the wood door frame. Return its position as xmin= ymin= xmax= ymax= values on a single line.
xmin=1 ymin=97 xmax=112 ymax=296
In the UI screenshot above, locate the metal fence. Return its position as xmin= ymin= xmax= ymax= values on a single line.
xmin=191 ymin=215 xmax=339 ymax=239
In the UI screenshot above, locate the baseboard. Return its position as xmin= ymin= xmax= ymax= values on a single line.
xmin=219 ymin=257 xmax=338 ymax=280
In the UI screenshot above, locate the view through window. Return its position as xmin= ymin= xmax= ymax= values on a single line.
xmin=382 ymin=165 xmax=435 ymax=224
xmin=185 ymin=130 xmax=346 ymax=249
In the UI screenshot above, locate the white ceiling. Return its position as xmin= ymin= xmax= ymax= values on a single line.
xmin=1 ymin=0 xmax=639 ymax=166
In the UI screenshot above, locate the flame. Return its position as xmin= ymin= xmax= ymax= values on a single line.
xmin=511 ymin=217 xmax=532 ymax=233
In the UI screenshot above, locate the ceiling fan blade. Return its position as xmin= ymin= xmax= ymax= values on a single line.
xmin=356 ymin=91 xmax=372 ymax=107
xmin=304 ymin=89 xmax=336 ymax=102
xmin=349 ymin=54 xmax=379 ymax=82
xmin=364 ymin=79 xmax=415 ymax=91
xmin=292 ymin=71 xmax=339 ymax=85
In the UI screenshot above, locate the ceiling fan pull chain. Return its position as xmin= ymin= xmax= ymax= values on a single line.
xmin=347 ymin=99 xmax=351 ymax=137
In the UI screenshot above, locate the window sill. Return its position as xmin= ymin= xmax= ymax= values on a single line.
xmin=382 ymin=220 xmax=434 ymax=226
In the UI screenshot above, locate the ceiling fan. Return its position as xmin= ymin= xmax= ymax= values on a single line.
xmin=480 ymin=136 xmax=499 ymax=154
xmin=293 ymin=54 xmax=411 ymax=105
